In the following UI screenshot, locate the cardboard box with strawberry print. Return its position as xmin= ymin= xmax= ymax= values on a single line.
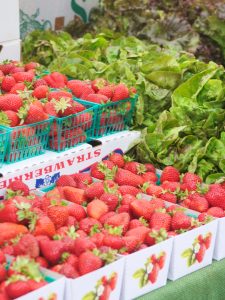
xmin=121 ymin=238 xmax=173 ymax=300
xmin=66 ymin=257 xmax=125 ymax=300
xmin=168 ymin=218 xmax=218 ymax=280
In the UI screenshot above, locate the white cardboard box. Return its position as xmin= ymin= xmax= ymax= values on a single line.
xmin=0 ymin=39 xmax=21 ymax=62
xmin=121 ymin=238 xmax=173 ymax=300
xmin=0 ymin=130 xmax=141 ymax=197
xmin=213 ymin=217 xmax=225 ymax=261
xmin=67 ymin=258 xmax=125 ymax=300
xmin=0 ymin=0 xmax=20 ymax=42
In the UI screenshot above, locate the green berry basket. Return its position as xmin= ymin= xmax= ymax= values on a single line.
xmin=47 ymin=99 xmax=98 ymax=152
xmin=3 ymin=118 xmax=53 ymax=163
xmin=0 ymin=126 xmax=10 ymax=167
xmin=78 ymin=94 xmax=138 ymax=137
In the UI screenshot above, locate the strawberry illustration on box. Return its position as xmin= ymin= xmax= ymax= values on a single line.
xmin=181 ymin=233 xmax=212 ymax=266
xmin=38 ymin=293 xmax=57 ymax=300
xmin=133 ymin=252 xmax=166 ymax=288
xmin=82 ymin=272 xmax=118 ymax=300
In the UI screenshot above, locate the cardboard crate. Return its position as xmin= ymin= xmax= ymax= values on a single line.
xmin=121 ymin=238 xmax=173 ymax=300
xmin=0 ymin=40 xmax=21 ymax=62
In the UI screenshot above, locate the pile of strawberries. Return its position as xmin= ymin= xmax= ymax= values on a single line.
xmin=0 ymin=254 xmax=50 ymax=300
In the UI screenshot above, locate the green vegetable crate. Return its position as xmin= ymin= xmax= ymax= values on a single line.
xmin=0 ymin=126 xmax=10 ymax=167
xmin=48 ymin=99 xmax=97 ymax=152
xmin=3 ymin=118 xmax=53 ymax=163
xmin=80 ymin=95 xmax=138 ymax=138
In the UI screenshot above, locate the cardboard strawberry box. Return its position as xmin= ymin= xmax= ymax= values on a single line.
xmin=66 ymin=257 xmax=125 ymax=300
xmin=121 ymin=238 xmax=173 ymax=300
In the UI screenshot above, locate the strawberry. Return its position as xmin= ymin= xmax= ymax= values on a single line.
xmin=207 ymin=207 xmax=225 ymax=218
xmin=68 ymin=203 xmax=86 ymax=221
xmin=12 ymin=71 xmax=34 ymax=82
xmin=25 ymin=62 xmax=39 ymax=71
xmin=63 ymin=187 xmax=87 ymax=205
xmin=67 ymin=80 xmax=86 ymax=97
xmin=0 ymin=223 xmax=28 ymax=246
xmin=53 ymin=98 xmax=78 ymax=117
xmin=123 ymin=236 xmax=140 ymax=253
xmin=80 ymin=86 xmax=95 ymax=100
xmin=91 ymin=160 xmax=115 ymax=180
xmin=100 ymin=193 xmax=119 ymax=211
xmin=27 ymin=279 xmax=47 ymax=291
xmin=109 ymin=152 xmax=125 ymax=168
xmin=35 ymin=257 xmax=49 ymax=268
xmin=13 ymin=234 xmax=39 ymax=258
xmin=142 ymin=172 xmax=158 ymax=183
xmin=148 ymin=263 xmax=160 ymax=283
xmin=56 ymin=175 xmax=77 ymax=188
xmin=6 ymin=279 xmax=31 ymax=299
xmin=43 ymin=72 xmax=67 ymax=88
xmin=182 ymin=172 xmax=202 ymax=191
xmin=85 ymin=94 xmax=108 ymax=104
xmin=78 ymin=251 xmax=103 ymax=275
xmin=160 ymin=166 xmax=180 ymax=182
xmin=115 ymin=168 xmax=143 ymax=187
xmin=85 ymin=182 xmax=105 ymax=200
xmin=87 ymin=200 xmax=109 ymax=220
xmin=7 ymin=180 xmax=29 ymax=196
xmin=160 ymin=192 xmax=177 ymax=203
xmin=0 ymin=94 xmax=22 ymax=112
xmin=144 ymin=163 xmax=156 ymax=173
xmin=0 ymin=265 xmax=6 ymax=284
xmin=112 ymin=83 xmax=129 ymax=102
xmin=48 ymin=90 xmax=72 ymax=101
xmin=106 ymin=212 xmax=130 ymax=234
xmin=142 ymin=183 xmax=163 ymax=197
xmin=130 ymin=199 xmax=155 ymax=220
xmin=0 ymin=111 xmax=19 ymax=127
xmin=99 ymin=212 xmax=116 ymax=224
xmin=129 ymin=218 xmax=148 ymax=229
xmin=1 ymin=76 xmax=16 ymax=92
xmin=32 ymin=216 xmax=56 ymax=238
xmin=9 ymin=82 xmax=26 ymax=94
xmin=72 ymin=112 xmax=92 ymax=130
xmin=33 ymin=79 xmax=47 ymax=88
xmin=79 ymin=218 xmax=102 ymax=234
xmin=103 ymin=233 xmax=125 ymax=250
xmin=47 ymin=204 xmax=69 ymax=229
xmin=97 ymin=86 xmax=114 ymax=99
xmin=49 ymin=136 xmax=66 ymax=151
xmin=150 ymin=211 xmax=171 ymax=231
xmin=32 ymin=85 xmax=49 ymax=99
xmin=73 ymin=237 xmax=96 ymax=256
xmin=0 ymin=61 xmax=15 ymax=75
xmin=19 ymin=104 xmax=49 ymax=124
xmin=205 ymin=184 xmax=225 ymax=209
xmin=196 ymin=243 xmax=206 ymax=263
xmin=145 ymin=229 xmax=168 ymax=246
xmin=59 ymin=263 xmax=79 ymax=278
xmin=10 ymin=66 xmax=25 ymax=73
xmin=125 ymin=226 xmax=150 ymax=244
xmin=121 ymin=194 xmax=137 ymax=205
xmin=171 ymin=212 xmax=191 ymax=230
xmin=119 ymin=185 xmax=140 ymax=196
xmin=44 ymin=102 xmax=58 ymax=117
xmin=161 ymin=181 xmax=180 ymax=192
xmin=124 ymin=162 xmax=146 ymax=175
xmin=0 ymin=251 xmax=6 ymax=264
xmin=186 ymin=193 xmax=209 ymax=212
xmin=92 ymin=78 xmax=107 ymax=92
xmin=40 ymin=240 xmax=65 ymax=264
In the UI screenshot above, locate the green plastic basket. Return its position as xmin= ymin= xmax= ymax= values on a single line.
xmin=0 ymin=126 xmax=10 ymax=167
xmin=4 ymin=118 xmax=53 ymax=163
xmin=85 ymin=95 xmax=138 ymax=137
xmin=48 ymin=99 xmax=98 ymax=152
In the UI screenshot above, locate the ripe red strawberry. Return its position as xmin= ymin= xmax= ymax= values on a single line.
xmin=39 ymin=240 xmax=64 ymax=264
xmin=207 ymin=207 xmax=225 ymax=218
xmin=0 ymin=251 xmax=6 ymax=264
xmin=124 ymin=162 xmax=146 ymax=175
xmin=1 ymin=76 xmax=16 ymax=92
xmin=33 ymin=79 xmax=47 ymax=88
xmin=106 ymin=212 xmax=130 ymax=234
xmin=0 ymin=94 xmax=22 ymax=112
xmin=109 ymin=152 xmax=125 ymax=168
xmin=125 ymin=226 xmax=150 ymax=244
xmin=10 ymin=82 xmax=26 ymax=94
xmin=0 ymin=265 xmax=6 ymax=283
xmin=161 ymin=181 xmax=180 ymax=192
xmin=92 ymin=78 xmax=108 ymax=92
xmin=148 ymin=263 xmax=160 ymax=283
xmin=115 ymin=168 xmax=143 ymax=187
xmin=60 ymin=263 xmax=79 ymax=278
xmin=97 ymin=86 xmax=114 ymax=99
xmin=142 ymin=183 xmax=163 ymax=197
xmin=48 ymin=90 xmax=72 ymax=101
xmin=87 ymin=200 xmax=109 ymax=220
xmin=27 ymin=279 xmax=47 ymax=291
xmin=112 ymin=83 xmax=129 ymax=102
xmin=12 ymin=71 xmax=34 ymax=82
xmin=85 ymin=182 xmax=105 ymax=200
xmin=7 ymin=180 xmax=29 ymax=196
xmin=63 ymin=187 xmax=87 ymax=205
xmin=0 ymin=110 xmax=19 ymax=127
xmin=0 ymin=61 xmax=15 ymax=75
xmin=32 ymin=85 xmax=49 ymax=99
xmin=205 ymin=184 xmax=225 ymax=209
xmin=13 ymin=233 xmax=39 ymax=258
xmin=103 ymin=233 xmax=125 ymax=250
xmin=6 ymin=280 xmax=31 ymax=299
xmin=80 ymin=86 xmax=95 ymax=100
xmin=49 ymin=136 xmax=66 ymax=151
xmin=56 ymin=175 xmax=77 ymax=188
xmin=100 ymin=193 xmax=119 ymax=211
xmin=53 ymin=98 xmax=77 ymax=117
xmin=99 ymin=212 xmax=116 ymax=224
xmin=130 ymin=199 xmax=155 ymax=220
xmin=123 ymin=236 xmax=140 ymax=253
xmin=32 ymin=216 xmax=56 ymax=238
xmin=86 ymin=94 xmax=109 ymax=104
xmin=144 ymin=163 xmax=156 ymax=173
xmin=78 ymin=251 xmax=103 ymax=275
xmin=73 ymin=237 xmax=96 ymax=256
xmin=47 ymin=204 xmax=69 ymax=229
xmin=160 ymin=192 xmax=177 ymax=203
xmin=10 ymin=66 xmax=25 ymax=74
xmin=142 ymin=172 xmax=158 ymax=183
xmin=196 ymin=243 xmax=206 ymax=263
xmin=35 ymin=256 xmax=49 ymax=268
xmin=79 ymin=218 xmax=102 ymax=234
xmin=150 ymin=211 xmax=171 ymax=231
xmin=129 ymin=218 xmax=148 ymax=229
xmin=118 ymin=185 xmax=140 ymax=196
xmin=160 ymin=166 xmax=180 ymax=182
xmin=171 ymin=212 xmax=191 ymax=230
xmin=43 ymin=72 xmax=67 ymax=88
xmin=182 ymin=172 xmax=202 ymax=191
xmin=73 ymin=173 xmax=93 ymax=185
xmin=67 ymin=80 xmax=86 ymax=97
xmin=20 ymin=104 xmax=49 ymax=124
xmin=145 ymin=229 xmax=168 ymax=246
xmin=186 ymin=193 xmax=209 ymax=212
xmin=68 ymin=203 xmax=86 ymax=221
xmin=91 ymin=161 xmax=115 ymax=180
xmin=121 ymin=194 xmax=137 ymax=205
xmin=25 ymin=62 xmax=39 ymax=71
xmin=43 ymin=102 xmax=58 ymax=117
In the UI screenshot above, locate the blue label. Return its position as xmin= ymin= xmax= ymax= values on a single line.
xmin=35 ymin=172 xmax=60 ymax=188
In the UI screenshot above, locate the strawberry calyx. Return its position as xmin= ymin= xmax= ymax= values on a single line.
xmin=104 ymin=225 xmax=123 ymax=236
xmin=98 ymin=164 xmax=118 ymax=180
xmin=196 ymin=183 xmax=209 ymax=194
xmin=0 ymin=111 xmax=11 ymax=126
xmin=149 ymin=228 xmax=168 ymax=242
xmin=60 ymin=252 xmax=70 ymax=263
xmin=93 ymin=248 xmax=118 ymax=264
xmin=15 ymin=201 xmax=34 ymax=222
xmin=6 ymin=189 xmax=25 ymax=199
xmin=139 ymin=217 xmax=148 ymax=227
xmin=52 ymin=97 xmax=71 ymax=114
xmin=89 ymin=224 xmax=101 ymax=237
xmin=137 ymin=164 xmax=147 ymax=175
xmin=141 ymin=182 xmax=150 ymax=193
xmin=123 ymin=155 xmax=133 ymax=163
xmin=6 ymin=274 xmax=28 ymax=284
xmin=66 ymin=226 xmax=79 ymax=239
